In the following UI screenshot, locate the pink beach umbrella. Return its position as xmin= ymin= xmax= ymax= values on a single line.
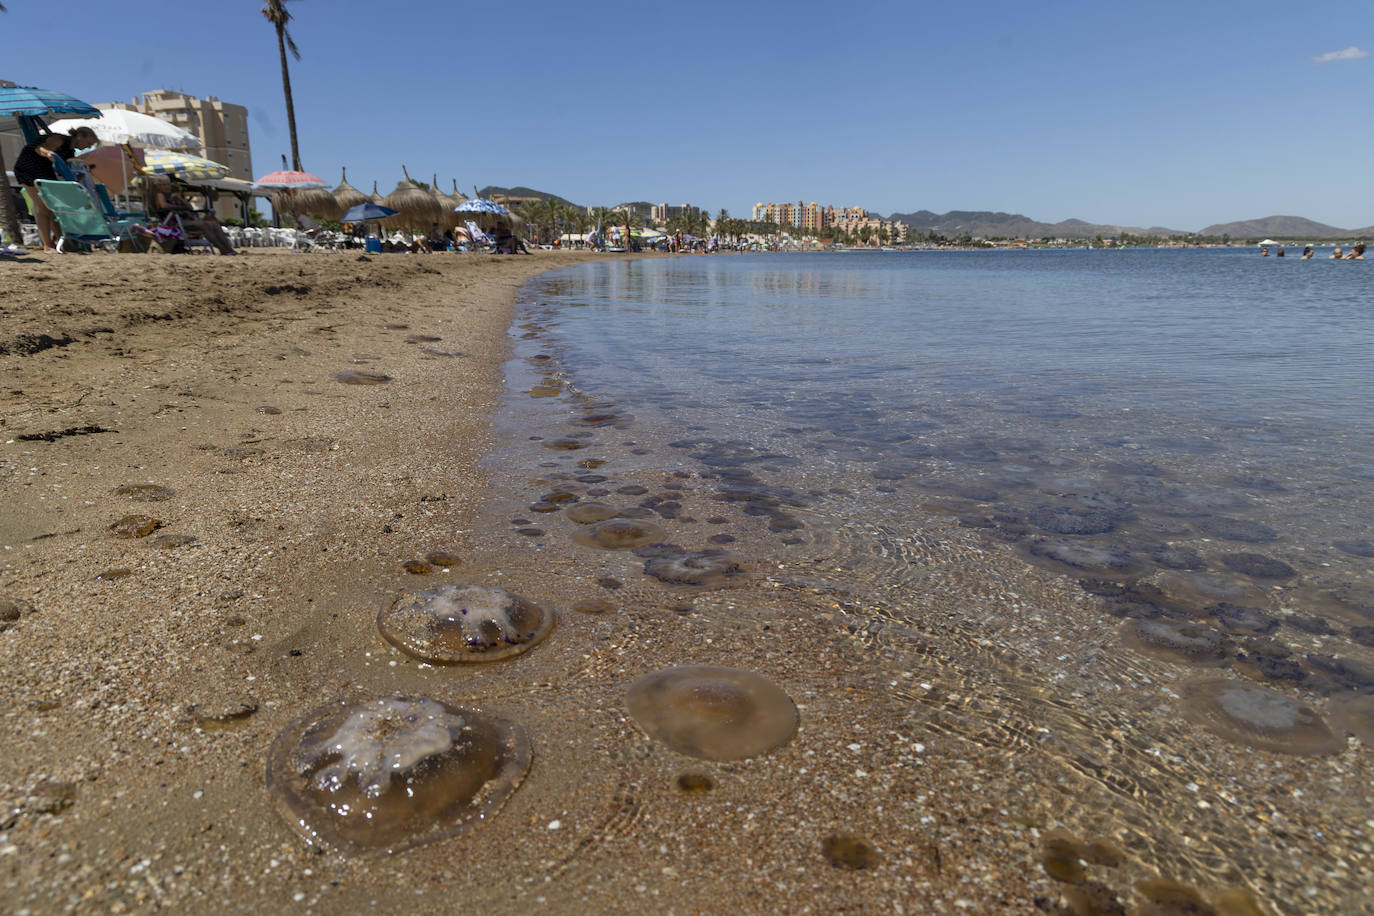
xmin=253 ymin=169 xmax=326 ymax=190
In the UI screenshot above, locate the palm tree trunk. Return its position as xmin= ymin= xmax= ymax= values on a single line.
xmin=276 ymin=25 xmax=301 ymax=171
xmin=0 ymin=145 xmax=23 ymax=247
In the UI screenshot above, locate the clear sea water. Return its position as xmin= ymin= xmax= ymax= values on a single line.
xmin=483 ymin=249 xmax=1374 ymax=909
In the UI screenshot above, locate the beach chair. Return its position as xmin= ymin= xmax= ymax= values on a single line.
xmin=33 ymin=179 xmax=121 ymax=252
xmin=94 ymin=184 xmax=145 ymax=221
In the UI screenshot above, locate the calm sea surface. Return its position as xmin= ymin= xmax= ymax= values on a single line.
xmin=480 ymin=249 xmax=1373 ymax=910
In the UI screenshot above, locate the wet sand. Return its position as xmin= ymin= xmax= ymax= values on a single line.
xmin=1 ymin=249 xmax=1367 ymax=915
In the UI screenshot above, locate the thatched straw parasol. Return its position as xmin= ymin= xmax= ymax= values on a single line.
xmin=384 ymin=166 xmax=444 ymax=232
xmin=369 ymin=181 xmax=393 ymax=232
xmin=273 ymin=186 xmax=340 ymax=221
xmin=430 ymin=174 xmax=458 ymax=229
xmin=331 ymin=167 xmax=368 ymax=213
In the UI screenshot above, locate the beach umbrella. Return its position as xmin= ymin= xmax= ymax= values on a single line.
xmin=0 ymin=85 xmax=101 ymax=141
xmin=330 ymin=167 xmax=368 ymax=213
xmin=430 ymin=174 xmax=462 ymax=229
xmin=341 ymin=202 xmax=397 ymax=223
xmin=256 ymin=169 xmax=330 ymax=221
xmin=447 ymin=179 xmax=469 ymax=208
xmin=384 ymin=166 xmax=444 ymax=231
xmin=253 ymin=169 xmax=327 ymax=189
xmin=76 ymin=144 xmax=142 ymax=194
xmin=50 ymin=109 xmax=199 ymax=149
xmin=140 ymin=148 xmax=230 ymax=181
xmin=454 ymin=198 xmax=511 ymax=216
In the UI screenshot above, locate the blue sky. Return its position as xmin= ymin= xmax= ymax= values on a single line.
xmin=2 ymin=0 xmax=1369 ymax=230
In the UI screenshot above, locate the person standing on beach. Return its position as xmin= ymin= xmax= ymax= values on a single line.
xmin=13 ymin=127 xmax=99 ymax=252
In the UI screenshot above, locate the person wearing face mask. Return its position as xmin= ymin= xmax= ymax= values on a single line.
xmin=13 ymin=127 xmax=99 ymax=252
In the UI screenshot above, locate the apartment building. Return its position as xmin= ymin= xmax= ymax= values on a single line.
xmin=104 ymin=90 xmax=252 ymax=219
xmin=751 ymin=198 xmax=906 ymax=243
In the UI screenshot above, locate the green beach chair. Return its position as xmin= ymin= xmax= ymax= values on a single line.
xmin=34 ymin=179 xmax=121 ymax=252
xmin=35 ymin=178 xmax=144 ymax=252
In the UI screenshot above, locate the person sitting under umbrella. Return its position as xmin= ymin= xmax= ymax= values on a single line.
xmin=13 ymin=126 xmax=99 ymax=252
xmin=146 ymin=176 xmax=237 ymax=255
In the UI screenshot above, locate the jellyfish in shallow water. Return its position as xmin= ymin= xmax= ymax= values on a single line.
xmin=1331 ymin=693 xmax=1374 ymax=748
xmin=1177 ymin=677 xmax=1343 ymax=755
xmin=643 ymin=552 xmax=744 ymax=587
xmin=1120 ymin=619 xmax=1232 ymax=666
xmin=627 ymin=665 xmax=798 ymax=760
xmin=266 ymin=696 xmax=531 ymax=855
xmin=571 ymin=518 xmax=665 ymax=549
xmin=378 ymin=584 xmax=554 ymax=663
xmin=565 ymin=502 xmax=619 ymax=524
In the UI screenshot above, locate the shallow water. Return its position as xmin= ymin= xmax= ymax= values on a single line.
xmin=473 ymin=249 xmax=1373 ymax=911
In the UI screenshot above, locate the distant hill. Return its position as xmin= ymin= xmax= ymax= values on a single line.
xmin=889 ymin=209 xmax=1186 ymax=240
xmin=478 ymin=186 xmax=581 ymax=208
xmin=1198 ymin=215 xmax=1352 ymax=239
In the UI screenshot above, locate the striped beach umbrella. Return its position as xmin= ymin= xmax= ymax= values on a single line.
xmin=253 ymin=169 xmax=326 ymax=190
xmin=0 ymin=85 xmax=100 ymax=118
xmin=141 ymin=148 xmax=229 ymax=181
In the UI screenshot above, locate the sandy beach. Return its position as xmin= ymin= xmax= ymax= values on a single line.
xmin=2 ymin=249 xmax=1365 ymax=916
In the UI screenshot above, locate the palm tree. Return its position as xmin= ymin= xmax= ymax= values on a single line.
xmin=262 ymin=0 xmax=304 ymax=171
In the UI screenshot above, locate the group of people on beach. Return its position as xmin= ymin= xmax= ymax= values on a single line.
xmin=7 ymin=125 xmax=238 ymax=256
xmin=1261 ymin=243 xmax=1365 ymax=259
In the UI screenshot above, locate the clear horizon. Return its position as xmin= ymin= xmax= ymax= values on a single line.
xmin=2 ymin=0 xmax=1368 ymax=230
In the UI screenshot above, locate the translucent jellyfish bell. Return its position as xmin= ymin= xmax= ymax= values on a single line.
xmin=627 ymin=665 xmax=798 ymax=761
xmin=379 ymin=584 xmax=555 ymax=663
xmin=266 ymin=696 xmax=531 ymax=855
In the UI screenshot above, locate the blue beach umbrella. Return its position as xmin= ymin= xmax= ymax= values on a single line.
xmin=341 ymin=202 xmax=397 ymax=223
xmin=0 ymin=85 xmax=101 ymax=142
xmin=454 ymin=198 xmax=510 ymax=215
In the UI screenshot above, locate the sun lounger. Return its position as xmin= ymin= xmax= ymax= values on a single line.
xmin=33 ymin=179 xmax=124 ymax=252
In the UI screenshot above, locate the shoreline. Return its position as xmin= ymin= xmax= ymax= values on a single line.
xmin=3 ymin=250 xmax=1361 ymax=914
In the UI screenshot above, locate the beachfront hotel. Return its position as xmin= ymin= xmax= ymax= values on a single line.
xmin=752 ymin=200 xmax=906 ymax=242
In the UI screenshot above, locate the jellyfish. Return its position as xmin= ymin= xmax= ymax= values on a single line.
xmin=571 ymin=518 xmax=666 ymax=550
xmin=1331 ymin=693 xmax=1374 ymax=748
xmin=565 ymin=503 xmax=620 ymax=525
xmin=626 ymin=665 xmax=798 ymax=760
xmin=642 ymin=552 xmax=744 ymax=587
xmin=266 ymin=696 xmax=531 ymax=855
xmin=378 ymin=584 xmax=555 ymax=664
xmin=1120 ymin=620 xmax=1232 ymax=667
xmin=1177 ymin=677 xmax=1343 ymax=755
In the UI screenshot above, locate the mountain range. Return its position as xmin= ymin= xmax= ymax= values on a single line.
xmin=887 ymin=209 xmax=1372 ymax=240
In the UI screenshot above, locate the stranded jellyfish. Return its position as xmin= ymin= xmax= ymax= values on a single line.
xmin=266 ymin=696 xmax=531 ymax=855
xmin=378 ymin=584 xmax=555 ymax=663
xmin=332 ymin=370 xmax=392 ymax=385
xmin=113 ymin=484 xmax=175 ymax=502
xmin=1177 ymin=677 xmax=1343 ymax=755
xmin=571 ymin=518 xmax=665 ymax=550
xmin=626 ymin=665 xmax=798 ymax=760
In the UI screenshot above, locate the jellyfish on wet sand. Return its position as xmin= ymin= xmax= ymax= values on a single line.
xmin=1177 ymin=677 xmax=1343 ymax=755
xmin=378 ymin=584 xmax=555 ymax=663
xmin=627 ymin=665 xmax=798 ymax=760
xmin=266 ymin=696 xmax=531 ymax=855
